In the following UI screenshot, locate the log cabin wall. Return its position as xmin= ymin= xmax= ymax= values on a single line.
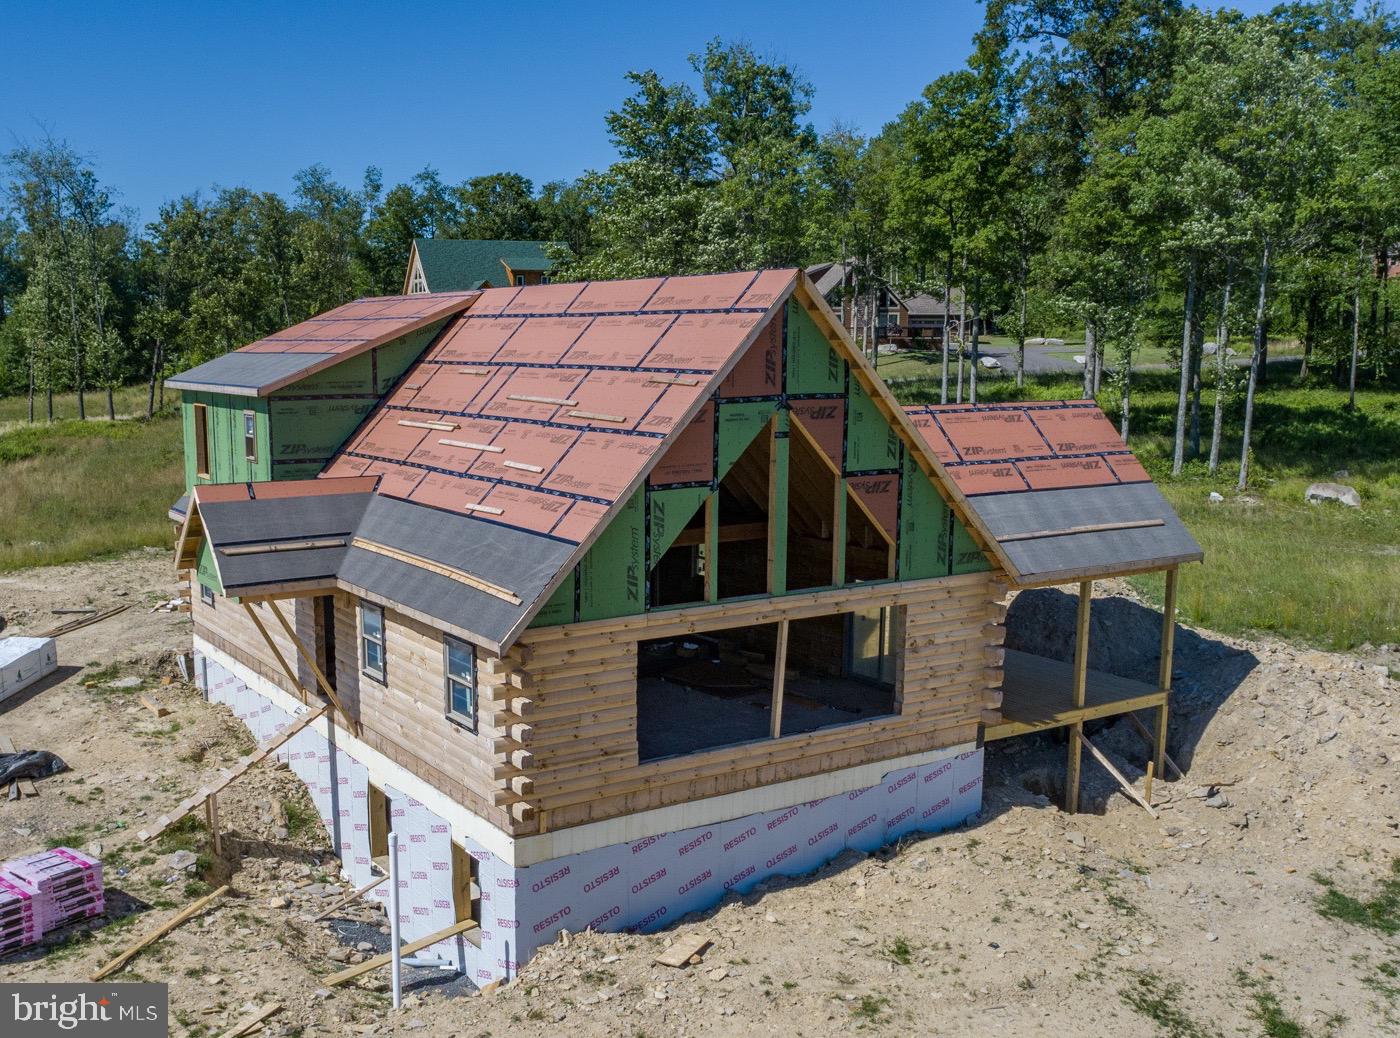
xmin=193 ymin=587 xmax=522 ymax=835
xmin=503 ymin=570 xmax=1005 ymax=833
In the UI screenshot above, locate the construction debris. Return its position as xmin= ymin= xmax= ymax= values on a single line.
xmin=90 ymin=884 xmax=231 ymax=980
xmin=139 ymin=693 xmax=171 ymax=718
xmin=653 ymin=932 xmax=712 ymax=968
xmin=215 ymin=1003 xmax=283 ymax=1038
xmin=40 ymin=604 xmax=129 ymax=639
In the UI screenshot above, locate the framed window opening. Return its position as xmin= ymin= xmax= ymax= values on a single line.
xmin=360 ymin=600 xmax=386 ymax=683
xmin=368 ymin=783 xmax=390 ymax=870
xmin=444 ymin=635 xmax=477 ymax=731
xmin=635 ymin=607 xmax=902 ymax=763
xmin=193 ymin=402 xmax=210 ymax=478
xmin=243 ymin=410 xmax=258 ymax=463
xmin=199 ymin=583 xmax=215 ymax=607
xmin=451 ymin=842 xmax=482 ymax=945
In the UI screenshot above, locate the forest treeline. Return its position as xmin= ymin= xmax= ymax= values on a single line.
xmin=1 ymin=2 xmax=1397 ymax=488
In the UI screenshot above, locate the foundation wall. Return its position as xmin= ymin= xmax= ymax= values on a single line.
xmin=196 ymin=639 xmax=983 ymax=983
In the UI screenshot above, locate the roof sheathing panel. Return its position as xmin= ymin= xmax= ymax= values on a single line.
xmin=328 ymin=274 xmax=790 ymax=550
xmin=901 ymin=399 xmax=1202 ymax=583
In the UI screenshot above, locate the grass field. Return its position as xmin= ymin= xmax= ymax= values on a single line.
xmin=0 ymin=384 xmax=160 ymax=426
xmin=0 ymin=407 xmax=183 ymax=572
xmin=895 ymin=369 xmax=1400 ymax=651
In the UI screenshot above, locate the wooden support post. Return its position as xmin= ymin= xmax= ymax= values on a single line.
xmin=1066 ymin=579 xmax=1092 ymax=814
xmin=766 ymin=412 xmax=789 ymax=597
xmin=770 ymin=620 xmax=790 ymax=740
xmin=205 ymin=793 xmax=221 ymax=858
xmin=1156 ymin=567 xmax=1179 ymax=783
xmin=265 ymin=599 xmax=359 ymax=734
xmin=704 ymin=495 xmax=718 ymax=604
xmin=831 ymin=478 xmax=847 ymax=586
xmin=1144 ymin=760 xmax=1155 ymax=805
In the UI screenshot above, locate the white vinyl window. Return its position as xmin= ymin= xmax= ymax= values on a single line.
xmin=200 ymin=583 xmax=215 ymax=607
xmin=360 ymin=601 xmax=386 ymax=682
xmin=444 ymin=636 xmax=476 ymax=731
xmin=243 ymin=411 xmax=258 ymax=463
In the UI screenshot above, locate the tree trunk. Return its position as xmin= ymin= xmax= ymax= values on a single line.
xmin=1120 ymin=343 xmax=1133 ymax=441
xmin=1082 ymin=320 xmax=1095 ymax=399
xmin=147 ymin=340 xmax=161 ymax=419
xmin=1188 ymin=315 xmax=1203 ymax=459
xmin=1092 ymin=330 xmax=1105 ymax=395
xmin=969 ymin=278 xmax=981 ymax=404
xmin=27 ymin=348 xmax=34 ymax=424
xmin=1172 ymin=256 xmax=1197 ymax=476
xmin=941 ymin=252 xmax=953 ymax=404
xmin=1016 ymin=255 xmax=1027 ymax=390
xmin=1348 ymin=241 xmax=1362 ymax=411
xmin=1237 ymin=243 xmax=1270 ymax=491
xmin=1299 ymin=291 xmax=1316 ymax=380
xmin=1208 ymin=278 xmax=1231 ymax=474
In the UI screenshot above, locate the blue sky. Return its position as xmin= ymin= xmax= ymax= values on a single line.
xmin=3 ymin=0 xmax=1311 ymax=226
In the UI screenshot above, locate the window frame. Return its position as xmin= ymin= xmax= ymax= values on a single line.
xmin=243 ymin=410 xmax=258 ymax=463
xmin=193 ymin=402 xmax=211 ymax=478
xmin=360 ymin=600 xmax=386 ymax=683
xmin=199 ymin=583 xmax=215 ymax=607
xmin=443 ymin=635 xmax=477 ymax=731
xmin=514 ymin=273 xmax=526 ymax=287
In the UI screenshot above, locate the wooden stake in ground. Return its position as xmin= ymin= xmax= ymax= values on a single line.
xmin=90 ymin=885 xmax=231 ymax=980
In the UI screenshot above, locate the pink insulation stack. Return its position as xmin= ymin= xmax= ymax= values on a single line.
xmin=0 ymin=874 xmax=42 ymax=955
xmin=2 ymin=847 xmax=105 ymax=938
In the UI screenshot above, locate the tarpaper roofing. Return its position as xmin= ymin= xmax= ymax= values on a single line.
xmin=903 ymin=400 xmax=1203 ymax=585
xmin=165 ymin=293 xmax=477 ymax=397
xmin=189 ymin=478 xmax=376 ymax=594
xmin=412 ymin=238 xmax=557 ymax=292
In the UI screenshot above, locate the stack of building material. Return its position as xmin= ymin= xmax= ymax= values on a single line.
xmin=0 ymin=636 xmax=58 ymax=705
xmin=0 ymin=874 xmax=41 ymax=955
xmin=2 ymin=848 xmax=104 ymax=937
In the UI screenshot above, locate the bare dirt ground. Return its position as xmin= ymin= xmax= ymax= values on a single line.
xmin=1 ymin=551 xmax=1397 ymax=1038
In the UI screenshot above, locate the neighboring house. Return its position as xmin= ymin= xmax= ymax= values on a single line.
xmin=805 ymin=261 xmax=908 ymax=343
xmin=404 ymin=238 xmax=556 ymax=294
xmin=160 ymin=270 xmax=1201 ymax=984
xmin=904 ymin=289 xmax=964 ymax=344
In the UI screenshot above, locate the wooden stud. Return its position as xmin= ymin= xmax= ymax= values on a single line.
xmin=1144 ymin=759 xmax=1155 ymax=805
xmin=351 ymin=538 xmax=521 ymax=605
xmin=704 ymin=495 xmax=719 ymax=604
xmin=205 ymin=793 xmax=222 ymax=858
xmin=1127 ymin=711 xmax=1184 ymax=780
xmin=998 ymin=519 xmax=1166 ymax=544
xmin=1066 ymin=579 xmax=1092 ymax=814
xmin=91 ymin=885 xmax=231 ymax=980
xmin=770 ymin=620 xmax=790 ymax=740
xmin=216 ymin=1004 xmax=283 ymax=1038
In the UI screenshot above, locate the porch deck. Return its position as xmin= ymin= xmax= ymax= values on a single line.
xmin=983 ymin=649 xmax=1167 ymax=742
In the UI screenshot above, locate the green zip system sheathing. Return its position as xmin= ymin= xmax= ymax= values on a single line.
xmin=180 ymin=320 xmax=447 ymax=490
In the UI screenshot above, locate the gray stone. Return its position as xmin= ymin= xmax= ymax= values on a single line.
xmin=1305 ymin=482 xmax=1361 ymax=508
xmin=326 ymin=946 xmax=352 ymax=964
xmin=1208 ymin=491 xmax=1224 ymax=503
xmin=1204 ymin=794 xmax=1231 ymax=809
xmin=109 ymin=676 xmax=142 ymax=689
xmin=164 ymin=850 xmax=198 ymax=872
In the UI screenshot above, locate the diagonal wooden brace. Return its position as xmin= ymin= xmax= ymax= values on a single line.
xmin=264 ymin=599 xmax=359 ymax=735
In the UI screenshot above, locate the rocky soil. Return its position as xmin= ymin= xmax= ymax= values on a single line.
xmin=0 ymin=552 xmax=1396 ymax=1037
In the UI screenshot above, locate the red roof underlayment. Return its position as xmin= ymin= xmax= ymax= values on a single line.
xmin=324 ymin=270 xmax=796 ymax=545
xmin=904 ymin=400 xmax=1150 ymax=498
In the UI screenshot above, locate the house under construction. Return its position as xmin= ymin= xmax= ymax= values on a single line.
xmin=160 ymin=268 xmax=1201 ymax=983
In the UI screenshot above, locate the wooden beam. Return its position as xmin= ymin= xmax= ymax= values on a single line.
xmin=766 ymin=413 xmax=788 ymax=596
xmin=1066 ymin=579 xmax=1092 ymax=814
xmin=770 ymin=620 xmax=790 ymax=739
xmin=311 ymin=873 xmax=388 ymax=922
xmin=91 ymin=885 xmax=231 ymax=980
xmin=240 ymin=602 xmax=306 ymax=703
xmin=351 ymin=537 xmax=521 ymax=606
xmin=1127 ymin=711 xmax=1184 ymax=780
xmin=216 ymin=1004 xmax=282 ymax=1038
xmin=673 ymin=521 xmax=766 ymax=548
xmin=265 ymin=599 xmax=358 ymax=734
xmin=324 ymin=918 xmax=480 ymax=986
xmin=998 ymin=519 xmax=1165 ymax=544
xmin=1156 ymin=567 xmax=1178 ymax=783
xmin=1077 ymin=729 xmax=1158 ymax=818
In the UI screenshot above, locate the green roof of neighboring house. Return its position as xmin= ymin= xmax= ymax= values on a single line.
xmin=412 ymin=238 xmax=556 ymax=291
